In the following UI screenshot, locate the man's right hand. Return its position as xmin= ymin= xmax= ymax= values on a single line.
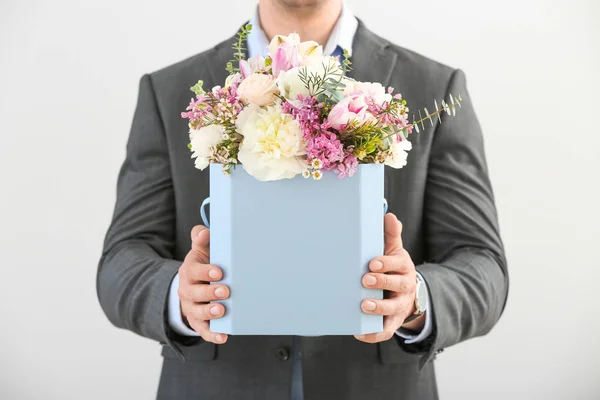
xmin=177 ymin=225 xmax=229 ymax=344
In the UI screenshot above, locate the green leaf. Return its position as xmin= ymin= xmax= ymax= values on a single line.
xmin=190 ymin=80 xmax=205 ymax=95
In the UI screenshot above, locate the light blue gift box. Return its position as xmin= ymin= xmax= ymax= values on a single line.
xmin=202 ymin=163 xmax=385 ymax=335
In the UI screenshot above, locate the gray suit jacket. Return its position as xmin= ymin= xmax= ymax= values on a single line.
xmin=97 ymin=20 xmax=508 ymax=400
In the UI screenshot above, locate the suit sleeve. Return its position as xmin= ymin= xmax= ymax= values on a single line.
xmin=96 ymin=74 xmax=198 ymax=360
xmin=409 ymin=69 xmax=509 ymax=367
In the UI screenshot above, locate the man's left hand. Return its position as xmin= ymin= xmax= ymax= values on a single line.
xmin=354 ymin=213 xmax=425 ymax=343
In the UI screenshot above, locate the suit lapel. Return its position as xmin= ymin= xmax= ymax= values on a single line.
xmin=346 ymin=20 xmax=399 ymax=206
xmin=347 ymin=20 xmax=397 ymax=88
xmin=205 ymin=27 xmax=246 ymax=88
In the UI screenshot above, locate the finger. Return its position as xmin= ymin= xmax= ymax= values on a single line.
xmin=181 ymin=263 xmax=223 ymax=283
xmin=190 ymin=225 xmax=206 ymax=241
xmin=187 ymin=302 xmax=227 ymax=321
xmin=368 ymin=252 xmax=412 ymax=274
xmin=354 ymin=329 xmax=395 ymax=343
xmin=189 ymin=225 xmax=210 ymax=263
xmin=362 ymin=272 xmax=413 ymax=293
xmin=384 ymin=213 xmax=403 ymax=255
xmin=354 ymin=314 xmax=403 ymax=343
xmin=187 ymin=318 xmax=228 ymax=344
xmin=360 ymin=298 xmax=404 ymax=316
xmin=181 ymin=283 xmax=230 ymax=303
xmin=383 ymin=313 xmax=404 ymax=333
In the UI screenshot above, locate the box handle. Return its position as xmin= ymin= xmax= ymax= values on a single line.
xmin=200 ymin=197 xmax=211 ymax=228
xmin=201 ymin=196 xmax=387 ymax=229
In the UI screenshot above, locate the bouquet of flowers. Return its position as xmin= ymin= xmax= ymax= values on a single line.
xmin=182 ymin=25 xmax=462 ymax=182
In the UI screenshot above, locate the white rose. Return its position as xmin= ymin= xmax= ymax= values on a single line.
xmin=276 ymin=67 xmax=311 ymax=103
xmin=236 ymin=104 xmax=308 ymax=181
xmin=384 ymin=139 xmax=412 ymax=169
xmin=189 ymin=124 xmax=226 ymax=170
xmin=238 ymin=73 xmax=279 ymax=106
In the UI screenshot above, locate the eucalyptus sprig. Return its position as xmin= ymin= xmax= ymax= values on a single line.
xmin=396 ymin=94 xmax=464 ymax=138
xmin=226 ymin=24 xmax=253 ymax=74
xmin=341 ymin=48 xmax=352 ymax=74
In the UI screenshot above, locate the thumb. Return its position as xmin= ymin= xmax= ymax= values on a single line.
xmin=189 ymin=225 xmax=210 ymax=263
xmin=384 ymin=213 xmax=403 ymax=255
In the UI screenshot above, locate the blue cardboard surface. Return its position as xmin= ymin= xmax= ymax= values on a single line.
xmin=208 ymin=163 xmax=384 ymax=335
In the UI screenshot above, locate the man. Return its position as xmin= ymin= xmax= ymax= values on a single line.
xmin=97 ymin=0 xmax=508 ymax=399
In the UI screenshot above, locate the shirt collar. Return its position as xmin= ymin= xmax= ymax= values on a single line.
xmin=247 ymin=3 xmax=358 ymax=59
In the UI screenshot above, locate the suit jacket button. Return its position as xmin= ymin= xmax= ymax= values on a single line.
xmin=275 ymin=346 xmax=290 ymax=361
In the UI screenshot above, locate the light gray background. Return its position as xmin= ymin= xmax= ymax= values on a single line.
xmin=1 ymin=0 xmax=599 ymax=399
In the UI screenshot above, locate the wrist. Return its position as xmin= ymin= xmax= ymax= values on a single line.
xmin=401 ymin=272 xmax=428 ymax=332
xmin=401 ymin=312 xmax=426 ymax=332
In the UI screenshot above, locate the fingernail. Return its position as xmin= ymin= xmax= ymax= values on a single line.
xmin=364 ymin=275 xmax=377 ymax=286
xmin=215 ymin=334 xmax=224 ymax=342
xmin=209 ymin=269 xmax=220 ymax=279
xmin=210 ymin=305 xmax=221 ymax=315
xmin=214 ymin=287 xmax=226 ymax=298
xmin=370 ymin=260 xmax=383 ymax=271
xmin=363 ymin=300 xmax=376 ymax=311
xmin=355 ymin=335 xmax=365 ymax=339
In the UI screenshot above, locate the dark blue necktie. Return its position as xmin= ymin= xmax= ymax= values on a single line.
xmin=330 ymin=45 xmax=346 ymax=66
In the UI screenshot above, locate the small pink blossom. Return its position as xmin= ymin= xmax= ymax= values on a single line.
xmin=181 ymin=81 xmax=244 ymax=129
xmin=336 ymin=150 xmax=358 ymax=178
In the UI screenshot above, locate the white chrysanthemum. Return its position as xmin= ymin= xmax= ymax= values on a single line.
xmin=189 ymin=125 xmax=226 ymax=170
xmin=384 ymin=139 xmax=413 ymax=169
xmin=236 ymin=104 xmax=308 ymax=181
xmin=341 ymin=77 xmax=356 ymax=94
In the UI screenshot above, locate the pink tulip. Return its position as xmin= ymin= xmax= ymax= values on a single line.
xmin=272 ymin=47 xmax=293 ymax=76
xmin=239 ymin=59 xmax=252 ymax=79
xmin=327 ymin=94 xmax=371 ymax=131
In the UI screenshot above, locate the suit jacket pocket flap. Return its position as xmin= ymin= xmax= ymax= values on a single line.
xmin=378 ymin=339 xmax=426 ymax=365
xmin=161 ymin=341 xmax=216 ymax=361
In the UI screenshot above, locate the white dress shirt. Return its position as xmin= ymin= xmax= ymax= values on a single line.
xmin=167 ymin=4 xmax=432 ymax=345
